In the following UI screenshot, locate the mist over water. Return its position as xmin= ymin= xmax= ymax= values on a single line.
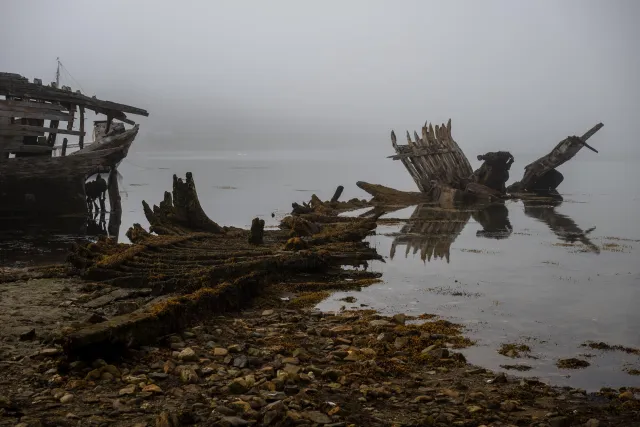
xmin=2 ymin=0 xmax=640 ymax=390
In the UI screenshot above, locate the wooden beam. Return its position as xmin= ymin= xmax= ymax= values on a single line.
xmin=67 ymin=104 xmax=75 ymax=131
xmin=0 ymin=110 xmax=70 ymax=121
xmin=0 ymin=74 xmax=149 ymax=117
xmin=0 ymin=99 xmax=67 ymax=112
xmin=47 ymin=120 xmax=59 ymax=146
xmin=0 ymin=124 xmax=85 ymax=137
xmin=1 ymin=144 xmax=54 ymax=153
xmin=61 ymin=137 xmax=68 ymax=156
xmin=78 ymin=106 xmax=85 ymax=149
xmin=388 ymin=149 xmax=454 ymax=160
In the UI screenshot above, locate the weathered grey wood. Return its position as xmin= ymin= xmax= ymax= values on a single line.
xmin=0 ymin=127 xmax=138 ymax=215
xmin=391 ymin=130 xmax=425 ymax=192
xmin=61 ymin=137 xmax=68 ymax=156
xmin=67 ymin=104 xmax=75 ymax=131
xmin=1 ymin=144 xmax=53 ymax=153
xmin=0 ymin=110 xmax=70 ymax=120
xmin=47 ymin=120 xmax=59 ymax=146
xmin=78 ymin=106 xmax=85 ymax=149
xmin=389 ymin=149 xmax=454 ymax=159
xmin=0 ymin=124 xmax=85 ymax=137
xmin=0 ymin=99 xmax=67 ymax=112
xmin=509 ymin=123 xmax=604 ymax=192
xmin=0 ymin=74 xmax=149 ymax=117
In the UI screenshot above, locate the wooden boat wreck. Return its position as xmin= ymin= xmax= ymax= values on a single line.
xmin=0 ymin=70 xmax=149 ymax=217
xmin=358 ymin=119 xmax=604 ymax=206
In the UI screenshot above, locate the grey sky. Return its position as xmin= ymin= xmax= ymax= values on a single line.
xmin=2 ymin=0 xmax=639 ymax=157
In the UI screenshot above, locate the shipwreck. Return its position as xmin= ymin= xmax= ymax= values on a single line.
xmin=358 ymin=119 xmax=604 ymax=206
xmin=0 ymin=66 xmax=149 ymax=219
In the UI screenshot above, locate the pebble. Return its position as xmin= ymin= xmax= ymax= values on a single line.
xmin=119 ymin=384 xmax=136 ymax=396
xmin=59 ymin=393 xmax=74 ymax=404
xmin=220 ymin=416 xmax=249 ymax=427
xmin=178 ymin=347 xmax=198 ymax=361
xmin=179 ymin=367 xmax=199 ymax=384
xmin=585 ymin=419 xmax=600 ymax=427
xmin=303 ymin=410 xmax=332 ymax=424
xmin=262 ymin=309 xmax=274 ymax=316
xmin=213 ymin=347 xmax=229 ymax=357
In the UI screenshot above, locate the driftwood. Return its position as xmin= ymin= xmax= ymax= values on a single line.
xmin=62 ymin=174 xmax=381 ymax=358
xmin=508 ymin=123 xmax=603 ymax=193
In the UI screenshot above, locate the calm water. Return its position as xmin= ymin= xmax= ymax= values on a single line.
xmin=2 ymin=147 xmax=639 ymax=390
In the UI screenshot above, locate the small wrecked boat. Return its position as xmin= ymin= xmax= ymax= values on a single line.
xmin=0 ymin=63 xmax=148 ymax=217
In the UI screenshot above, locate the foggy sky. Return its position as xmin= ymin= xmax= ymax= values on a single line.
xmin=2 ymin=0 xmax=639 ymax=158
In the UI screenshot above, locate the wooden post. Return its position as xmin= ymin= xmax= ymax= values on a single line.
xmin=108 ymin=168 xmax=121 ymax=215
xmin=78 ymin=106 xmax=85 ymax=150
xmin=61 ymin=137 xmax=68 ymax=156
xmin=105 ymin=114 xmax=112 ymax=134
xmin=330 ymin=186 xmax=344 ymax=203
xmin=47 ymin=120 xmax=59 ymax=147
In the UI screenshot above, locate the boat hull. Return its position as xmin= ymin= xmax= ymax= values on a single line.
xmin=0 ymin=126 xmax=138 ymax=216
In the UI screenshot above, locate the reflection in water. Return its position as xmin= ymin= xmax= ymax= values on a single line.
xmin=0 ymin=209 xmax=121 ymax=266
xmin=522 ymin=199 xmax=599 ymax=253
xmin=473 ymin=204 xmax=512 ymax=239
xmin=390 ymin=205 xmax=472 ymax=263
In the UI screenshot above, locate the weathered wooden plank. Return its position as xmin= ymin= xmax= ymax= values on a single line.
xmin=0 ymin=99 xmax=67 ymax=112
xmin=388 ymin=149 xmax=454 ymax=159
xmin=0 ymin=75 xmax=149 ymax=117
xmin=67 ymin=104 xmax=75 ymax=131
xmin=391 ymin=130 xmax=425 ymax=192
xmin=1 ymin=144 xmax=53 ymax=153
xmin=0 ymin=110 xmax=70 ymax=121
xmin=47 ymin=120 xmax=59 ymax=146
xmin=0 ymin=124 xmax=85 ymax=137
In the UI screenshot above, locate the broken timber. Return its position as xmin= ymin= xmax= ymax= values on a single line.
xmin=507 ymin=123 xmax=604 ymax=193
xmin=62 ymin=174 xmax=381 ymax=358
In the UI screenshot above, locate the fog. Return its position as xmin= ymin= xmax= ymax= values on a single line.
xmin=2 ymin=0 xmax=639 ymax=158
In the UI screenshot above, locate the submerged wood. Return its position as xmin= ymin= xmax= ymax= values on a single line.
xmin=62 ymin=174 xmax=380 ymax=358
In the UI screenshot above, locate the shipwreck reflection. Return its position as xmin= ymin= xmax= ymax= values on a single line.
xmin=522 ymin=199 xmax=599 ymax=254
xmin=473 ymin=204 xmax=513 ymax=239
xmin=0 ymin=209 xmax=121 ymax=267
xmin=390 ymin=204 xmax=473 ymax=263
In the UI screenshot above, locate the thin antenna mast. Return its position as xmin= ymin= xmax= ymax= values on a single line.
xmin=55 ymin=57 xmax=61 ymax=88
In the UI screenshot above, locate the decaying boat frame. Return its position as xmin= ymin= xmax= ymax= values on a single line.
xmin=361 ymin=118 xmax=604 ymax=206
xmin=0 ymin=72 xmax=149 ymax=216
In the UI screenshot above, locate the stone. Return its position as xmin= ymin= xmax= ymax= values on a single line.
xmin=281 ymin=357 xmax=299 ymax=365
xmin=142 ymin=384 xmax=163 ymax=394
xmin=102 ymin=364 xmax=121 ymax=377
xmin=119 ymin=384 xmax=136 ymax=396
xmin=394 ymin=337 xmax=409 ymax=349
xmin=377 ymin=332 xmax=395 ymax=343
xmin=369 ymin=319 xmax=391 ymax=327
xmin=59 ymin=393 xmax=74 ymax=404
xmin=229 ymin=400 xmax=252 ymax=414
xmin=467 ymin=405 xmax=483 ymax=414
xmin=213 ymin=348 xmax=229 ymax=357
xmin=392 ymin=314 xmax=407 ymax=325
xmin=178 ymin=347 xmax=198 ymax=362
xmin=330 ymin=325 xmax=353 ymax=335
xmin=233 ymin=355 xmax=248 ymax=368
xmin=228 ymin=378 xmax=249 ymax=394
xmin=549 ymin=416 xmax=571 ymax=427
xmin=322 ymin=369 xmax=343 ymax=381
xmin=19 ymin=328 xmax=36 ymax=341
xmin=156 ymin=411 xmax=180 ymax=427
xmin=220 ymin=417 xmax=249 ymax=427
xmin=149 ymin=372 xmax=169 ymax=380
xmin=262 ymin=310 xmax=274 ymax=316
xmin=584 ymin=420 xmax=600 ymax=427
xmin=214 ymin=406 xmax=236 ymax=416
xmin=413 ymin=395 xmax=433 ymax=403
xmin=180 ymin=367 xmax=199 ymax=384
xmin=303 ymin=410 xmax=331 ymax=424
xmin=501 ymin=400 xmax=519 ymax=412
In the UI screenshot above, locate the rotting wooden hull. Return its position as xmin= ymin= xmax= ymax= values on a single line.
xmin=0 ymin=126 xmax=138 ymax=216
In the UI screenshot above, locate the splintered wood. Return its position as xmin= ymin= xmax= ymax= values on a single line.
xmin=389 ymin=119 xmax=473 ymax=192
xmin=62 ymin=174 xmax=381 ymax=358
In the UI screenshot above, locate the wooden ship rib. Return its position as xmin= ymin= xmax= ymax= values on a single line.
xmin=0 ymin=66 xmax=148 ymax=217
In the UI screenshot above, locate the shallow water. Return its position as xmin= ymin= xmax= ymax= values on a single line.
xmin=2 ymin=147 xmax=639 ymax=391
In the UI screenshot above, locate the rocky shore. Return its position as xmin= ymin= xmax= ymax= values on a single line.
xmin=1 ymin=302 xmax=638 ymax=427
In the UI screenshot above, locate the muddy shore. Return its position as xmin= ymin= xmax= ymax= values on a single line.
xmin=1 ymin=277 xmax=639 ymax=427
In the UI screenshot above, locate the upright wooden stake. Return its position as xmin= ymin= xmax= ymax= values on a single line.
xmin=61 ymin=137 xmax=68 ymax=156
xmin=78 ymin=106 xmax=85 ymax=149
